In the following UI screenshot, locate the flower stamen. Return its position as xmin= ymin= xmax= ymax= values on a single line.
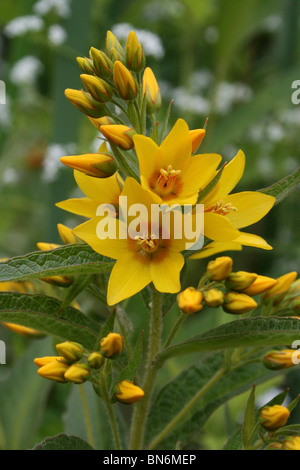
xmin=135 ymin=233 xmax=158 ymax=253
xmin=205 ymin=200 xmax=237 ymax=216
xmin=154 ymin=165 xmax=181 ymax=196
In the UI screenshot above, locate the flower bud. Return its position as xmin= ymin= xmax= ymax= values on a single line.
xmin=60 ymin=153 xmax=117 ymax=178
xmin=88 ymin=116 xmax=116 ymax=131
xmin=263 ymin=272 xmax=297 ymax=299
xmin=36 ymin=242 xmax=60 ymax=251
xmin=80 ymin=74 xmax=113 ymax=103
xmin=100 ymin=124 xmax=136 ymax=150
xmin=126 ymin=31 xmax=145 ymax=72
xmin=110 ymin=47 xmax=124 ymax=63
xmin=3 ymin=322 xmax=43 ymax=338
xmin=142 ymin=67 xmax=161 ymax=112
xmin=225 ymin=271 xmax=257 ymax=291
xmin=291 ymin=297 xmax=300 ymax=310
xmin=190 ymin=129 xmax=206 ymax=153
xmin=34 ymin=356 xmax=65 ymax=367
xmin=89 ymin=48 xmax=113 ymax=77
xmin=55 ymin=341 xmax=83 ymax=364
xmin=100 ymin=332 xmax=123 ymax=358
xmin=223 ymin=292 xmax=257 ymax=314
xmin=290 ymin=279 xmax=300 ymax=295
xmin=283 ymin=436 xmax=300 ymax=450
xmin=242 ymin=275 xmax=277 ymax=296
xmin=64 ymin=363 xmax=91 ymax=384
xmin=206 ymin=256 xmax=233 ymax=281
xmin=37 ymin=358 xmax=69 ymax=383
xmin=114 ymin=380 xmax=144 ymax=404
xmin=57 ymin=224 xmax=78 ymax=245
xmin=76 ymin=57 xmax=95 ymax=75
xmin=40 ymin=275 xmax=73 ymax=287
xmin=177 ymin=287 xmax=203 ymax=314
xmin=88 ymin=352 xmax=104 ymax=369
xmin=106 ymin=31 xmax=124 ymax=59
xmin=113 ymin=61 xmax=138 ymax=100
xmin=259 ymin=405 xmax=290 ymax=431
xmin=263 ymin=349 xmax=297 ymax=370
xmin=64 ymin=88 xmax=106 ymax=118
xmin=203 ymin=288 xmax=224 ymax=307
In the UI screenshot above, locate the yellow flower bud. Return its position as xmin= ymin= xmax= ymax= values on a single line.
xmin=190 ymin=129 xmax=206 ymax=153
xmin=260 ymin=405 xmax=290 ymax=431
xmin=3 ymin=322 xmax=43 ymax=338
xmin=34 ymin=356 xmax=65 ymax=367
xmin=64 ymin=363 xmax=91 ymax=384
xmin=88 ymin=116 xmax=116 ymax=131
xmin=263 ymin=349 xmax=297 ymax=370
xmin=106 ymin=31 xmax=124 ymax=59
xmin=88 ymin=352 xmax=104 ymax=369
xmin=114 ymin=380 xmax=144 ymax=404
xmin=126 ymin=31 xmax=145 ymax=72
xmin=225 ymin=271 xmax=257 ymax=291
xmin=242 ymin=275 xmax=277 ymax=296
xmin=89 ymin=48 xmax=113 ymax=77
xmin=100 ymin=332 xmax=123 ymax=358
xmin=113 ymin=61 xmax=138 ymax=100
xmin=223 ymin=292 xmax=257 ymax=314
xmin=60 ymin=153 xmax=116 ymax=178
xmin=206 ymin=256 xmax=233 ymax=281
xmin=40 ymin=275 xmax=73 ymax=287
xmin=36 ymin=242 xmax=60 ymax=251
xmin=55 ymin=341 xmax=83 ymax=364
xmin=177 ymin=287 xmax=203 ymax=314
xmin=263 ymin=272 xmax=297 ymax=299
xmin=64 ymin=88 xmax=106 ymax=118
xmin=80 ymin=74 xmax=113 ymax=103
xmin=283 ymin=436 xmax=300 ymax=450
xmin=57 ymin=224 xmax=78 ymax=245
xmin=37 ymin=358 xmax=69 ymax=383
xmin=142 ymin=67 xmax=162 ymax=112
xmin=76 ymin=56 xmax=95 ymax=75
xmin=100 ymin=124 xmax=136 ymax=150
xmin=203 ymin=288 xmax=224 ymax=307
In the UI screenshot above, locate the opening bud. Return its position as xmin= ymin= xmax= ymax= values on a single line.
xmin=206 ymin=256 xmax=233 ymax=281
xmin=64 ymin=363 xmax=91 ymax=384
xmin=114 ymin=380 xmax=144 ymax=404
xmin=177 ymin=287 xmax=203 ymax=314
xmin=100 ymin=332 xmax=123 ymax=359
xmin=100 ymin=124 xmax=136 ymax=150
xmin=259 ymin=405 xmax=290 ymax=431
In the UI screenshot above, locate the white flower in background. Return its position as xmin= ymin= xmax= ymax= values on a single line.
xmin=173 ymin=87 xmax=210 ymax=115
xmin=215 ymin=82 xmax=253 ymax=115
xmin=143 ymin=0 xmax=185 ymax=21
xmin=264 ymin=15 xmax=282 ymax=32
xmin=266 ymin=123 xmax=284 ymax=142
xmin=10 ymin=56 xmax=44 ymax=86
xmin=190 ymin=69 xmax=213 ymax=91
xmin=33 ymin=0 xmax=72 ymax=18
xmin=48 ymin=24 xmax=67 ymax=46
xmin=2 ymin=168 xmax=19 ymax=185
xmin=111 ymin=23 xmax=165 ymax=59
xmin=42 ymin=142 xmax=77 ymax=182
xmin=4 ymin=16 xmax=44 ymax=38
xmin=204 ymin=26 xmax=219 ymax=44
xmin=256 ymin=156 xmax=275 ymax=177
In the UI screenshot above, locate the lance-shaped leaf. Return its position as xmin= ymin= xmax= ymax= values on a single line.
xmin=33 ymin=434 xmax=94 ymax=450
xmin=242 ymin=384 xmax=256 ymax=449
xmin=259 ymin=166 xmax=300 ymax=205
xmin=0 ymin=244 xmax=114 ymax=283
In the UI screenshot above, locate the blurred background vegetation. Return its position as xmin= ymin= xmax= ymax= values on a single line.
xmin=0 ymin=0 xmax=299 ymax=450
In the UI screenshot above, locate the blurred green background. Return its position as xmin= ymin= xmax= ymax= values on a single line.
xmin=0 ymin=0 xmax=299 ymax=450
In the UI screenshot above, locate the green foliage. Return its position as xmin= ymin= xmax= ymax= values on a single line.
xmin=33 ymin=433 xmax=94 ymax=450
xmin=260 ymin=167 xmax=300 ymax=205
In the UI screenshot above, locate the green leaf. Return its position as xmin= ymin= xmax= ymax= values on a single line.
xmin=0 ymin=244 xmax=114 ymax=283
xmin=242 ymin=384 xmax=256 ymax=449
xmin=60 ymin=275 xmax=93 ymax=310
xmin=0 ymin=292 xmax=98 ymax=350
xmin=155 ymin=317 xmax=300 ymax=364
xmin=0 ymin=338 xmax=53 ymax=450
xmin=259 ymin=167 xmax=300 ymax=205
xmin=33 ymin=433 xmax=94 ymax=450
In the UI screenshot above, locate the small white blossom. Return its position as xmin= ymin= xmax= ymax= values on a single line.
xmin=2 ymin=167 xmax=19 ymax=184
xmin=42 ymin=142 xmax=77 ymax=182
xmin=34 ymin=0 xmax=72 ymax=18
xmin=48 ymin=24 xmax=67 ymax=45
xmin=10 ymin=56 xmax=44 ymax=85
xmin=4 ymin=16 xmax=43 ymax=38
xmin=204 ymin=26 xmax=219 ymax=44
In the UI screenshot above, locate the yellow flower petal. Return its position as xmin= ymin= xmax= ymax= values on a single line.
xmin=223 ymin=191 xmax=275 ymax=229
xmin=56 ymin=198 xmax=100 ymax=218
xmin=189 ymin=241 xmax=242 ymax=259
xmin=74 ymin=170 xmax=121 ymax=204
xmin=160 ymin=119 xmax=192 ymax=170
xmin=179 ymin=153 xmax=222 ymax=197
xmin=204 ymin=212 xmax=240 ymax=241
xmin=133 ymin=134 xmax=161 ymax=184
xmin=232 ymin=232 xmax=273 ymax=250
xmin=150 ymin=250 xmax=184 ymax=293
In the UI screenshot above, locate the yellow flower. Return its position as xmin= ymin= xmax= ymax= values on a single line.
xmin=263 ymin=272 xmax=297 ymax=299
xmin=114 ymin=380 xmax=144 ymax=404
xmin=142 ymin=67 xmax=162 ymax=112
xmin=223 ymin=292 xmax=257 ymax=314
xmin=36 ymin=358 xmax=69 ymax=383
xmin=242 ymin=275 xmax=277 ymax=296
xmin=113 ymin=61 xmax=138 ymax=100
xmin=177 ymin=287 xmax=203 ymax=314
xmin=100 ymin=332 xmax=123 ymax=358
xmin=60 ymin=152 xmax=116 ymax=178
xmin=283 ymin=436 xmax=300 ymax=450
xmin=260 ymin=405 xmax=290 ymax=431
xmin=225 ymin=271 xmax=257 ymax=291
xmin=190 ymin=129 xmax=206 ymax=153
xmin=189 ymin=149 xmax=275 ymax=256
xmin=126 ymin=31 xmax=145 ymax=71
xmin=55 ymin=341 xmax=83 ymax=363
xmin=203 ymin=288 xmax=224 ymax=307
xmin=73 ymin=178 xmax=194 ymax=305
xmin=263 ymin=349 xmax=296 ymax=370
xmin=206 ymin=256 xmax=233 ymax=281
xmin=64 ymin=364 xmax=91 ymax=384
xmin=134 ymin=118 xmax=222 ymax=206
xmin=100 ymin=124 xmax=136 ymax=150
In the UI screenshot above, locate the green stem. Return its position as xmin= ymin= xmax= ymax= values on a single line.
xmin=99 ymin=373 xmax=122 ymax=450
xmin=79 ymin=384 xmax=96 ymax=449
xmin=147 ymin=366 xmax=226 ymax=450
xmin=129 ymin=288 xmax=163 ymax=450
xmin=163 ymin=312 xmax=187 ymax=349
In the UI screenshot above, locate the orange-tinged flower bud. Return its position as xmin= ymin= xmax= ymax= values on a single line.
xmin=89 ymin=47 xmax=113 ymax=77
xmin=64 ymin=88 xmax=106 ymax=118
xmin=223 ymin=292 xmax=257 ymax=314
xmin=88 ymin=116 xmax=116 ymax=131
xmin=283 ymin=436 xmax=300 ymax=450
xmin=36 ymin=242 xmax=60 ymax=251
xmin=113 ymin=61 xmax=138 ymax=100
xmin=57 ymin=224 xmax=79 ymax=245
xmin=203 ymin=288 xmax=224 ymax=307
xmin=225 ymin=271 xmax=257 ymax=291
xmin=100 ymin=124 xmax=136 ymax=150
xmin=126 ymin=31 xmax=145 ymax=72
xmin=80 ymin=74 xmax=113 ymax=103
xmin=3 ymin=322 xmax=43 ymax=338
xmin=114 ymin=380 xmax=144 ymax=404
xmin=76 ymin=56 xmax=95 ymax=75
xmin=177 ymin=287 xmax=203 ymax=314
xmin=37 ymin=358 xmax=69 ymax=383
xmin=34 ymin=356 xmax=65 ymax=367
xmin=110 ymin=47 xmax=124 ymax=63
xmin=88 ymin=352 xmax=104 ymax=369
xmin=264 ymin=272 xmax=297 ymax=299
xmin=206 ymin=256 xmax=233 ymax=281
xmin=56 ymin=341 xmax=83 ymax=363
xmin=106 ymin=31 xmax=124 ymax=59
xmin=60 ymin=153 xmax=117 ymax=178
xmin=242 ymin=275 xmax=277 ymax=296
xmin=263 ymin=349 xmax=297 ymax=370
xmin=142 ymin=67 xmax=161 ymax=112
xmin=100 ymin=332 xmax=123 ymax=359
xmin=190 ymin=129 xmax=206 ymax=153
xmin=260 ymin=405 xmax=290 ymax=431
xmin=64 ymin=363 xmax=91 ymax=384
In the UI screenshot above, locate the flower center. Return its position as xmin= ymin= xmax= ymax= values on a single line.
xmin=205 ymin=200 xmax=237 ymax=216
xmin=154 ymin=165 xmax=181 ymax=196
xmin=135 ymin=233 xmax=159 ymax=253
